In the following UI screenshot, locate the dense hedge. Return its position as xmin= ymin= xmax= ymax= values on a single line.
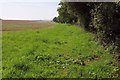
xmin=53 ymin=2 xmax=120 ymax=53
xmin=90 ymin=2 xmax=120 ymax=53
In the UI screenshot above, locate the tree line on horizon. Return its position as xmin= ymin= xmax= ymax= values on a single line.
xmin=53 ymin=2 xmax=120 ymax=54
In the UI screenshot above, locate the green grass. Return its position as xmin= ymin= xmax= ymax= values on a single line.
xmin=0 ymin=31 xmax=2 ymax=79
xmin=2 ymin=24 xmax=118 ymax=78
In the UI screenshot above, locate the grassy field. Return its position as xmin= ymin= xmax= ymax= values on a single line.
xmin=2 ymin=21 xmax=119 ymax=78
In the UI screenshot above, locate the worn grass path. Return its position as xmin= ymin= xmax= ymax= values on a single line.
xmin=2 ymin=23 xmax=118 ymax=78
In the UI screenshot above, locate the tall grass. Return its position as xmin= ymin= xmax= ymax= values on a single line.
xmin=2 ymin=24 xmax=118 ymax=78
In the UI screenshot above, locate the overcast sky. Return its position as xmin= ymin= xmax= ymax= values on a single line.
xmin=0 ymin=0 xmax=60 ymax=20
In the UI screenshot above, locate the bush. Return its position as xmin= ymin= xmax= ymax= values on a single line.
xmin=55 ymin=2 xmax=120 ymax=53
xmin=90 ymin=2 xmax=120 ymax=52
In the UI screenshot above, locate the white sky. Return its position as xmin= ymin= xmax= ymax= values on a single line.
xmin=0 ymin=0 xmax=60 ymax=20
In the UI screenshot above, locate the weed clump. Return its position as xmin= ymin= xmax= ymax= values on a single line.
xmin=14 ymin=63 xmax=30 ymax=72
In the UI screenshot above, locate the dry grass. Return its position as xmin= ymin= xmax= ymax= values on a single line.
xmin=2 ymin=20 xmax=55 ymax=31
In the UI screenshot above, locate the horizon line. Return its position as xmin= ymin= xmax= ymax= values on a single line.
xmin=0 ymin=18 xmax=53 ymax=21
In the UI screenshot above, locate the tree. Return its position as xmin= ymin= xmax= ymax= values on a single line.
xmin=54 ymin=2 xmax=77 ymax=24
xmin=55 ymin=2 xmax=120 ymax=53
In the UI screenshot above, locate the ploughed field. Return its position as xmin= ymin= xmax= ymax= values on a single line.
xmin=2 ymin=20 xmax=54 ymax=31
xmin=2 ymin=20 xmax=119 ymax=78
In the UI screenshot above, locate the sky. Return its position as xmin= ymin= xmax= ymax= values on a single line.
xmin=0 ymin=0 xmax=60 ymax=20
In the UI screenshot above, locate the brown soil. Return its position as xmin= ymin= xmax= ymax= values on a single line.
xmin=2 ymin=20 xmax=55 ymax=31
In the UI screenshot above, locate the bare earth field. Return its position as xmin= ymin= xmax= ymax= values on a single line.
xmin=2 ymin=20 xmax=55 ymax=31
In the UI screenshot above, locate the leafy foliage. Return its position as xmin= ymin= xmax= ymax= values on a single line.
xmin=53 ymin=2 xmax=77 ymax=24
xmin=55 ymin=2 xmax=120 ymax=53
xmin=90 ymin=2 xmax=120 ymax=53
